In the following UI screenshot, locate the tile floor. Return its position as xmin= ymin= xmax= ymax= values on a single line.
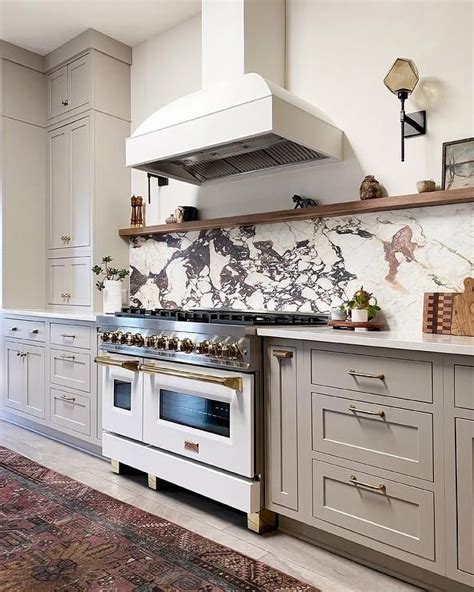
xmin=0 ymin=420 xmax=422 ymax=592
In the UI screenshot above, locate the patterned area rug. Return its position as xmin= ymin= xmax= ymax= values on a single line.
xmin=0 ymin=447 xmax=317 ymax=591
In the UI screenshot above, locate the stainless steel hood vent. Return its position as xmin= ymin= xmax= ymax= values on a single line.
xmin=136 ymin=133 xmax=327 ymax=184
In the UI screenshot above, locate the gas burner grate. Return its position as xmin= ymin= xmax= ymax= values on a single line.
xmin=117 ymin=307 xmax=328 ymax=326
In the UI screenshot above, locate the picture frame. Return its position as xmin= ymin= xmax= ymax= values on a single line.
xmin=442 ymin=137 xmax=474 ymax=190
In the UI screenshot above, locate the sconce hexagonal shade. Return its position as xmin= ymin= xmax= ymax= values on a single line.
xmin=384 ymin=58 xmax=419 ymax=95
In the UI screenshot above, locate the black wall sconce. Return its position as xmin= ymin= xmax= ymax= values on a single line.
xmin=384 ymin=58 xmax=426 ymax=162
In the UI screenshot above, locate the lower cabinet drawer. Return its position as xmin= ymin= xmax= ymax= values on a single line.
xmin=312 ymin=394 xmax=433 ymax=480
xmin=50 ymin=322 xmax=92 ymax=350
xmin=50 ymin=349 xmax=91 ymax=392
xmin=454 ymin=364 xmax=474 ymax=410
xmin=50 ymin=388 xmax=91 ymax=436
xmin=312 ymin=460 xmax=435 ymax=560
xmin=3 ymin=317 xmax=45 ymax=342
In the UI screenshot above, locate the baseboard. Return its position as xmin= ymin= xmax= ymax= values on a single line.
xmin=279 ymin=516 xmax=471 ymax=592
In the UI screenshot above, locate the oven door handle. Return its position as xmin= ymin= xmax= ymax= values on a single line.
xmin=139 ymin=363 xmax=243 ymax=392
xmin=94 ymin=356 xmax=140 ymax=373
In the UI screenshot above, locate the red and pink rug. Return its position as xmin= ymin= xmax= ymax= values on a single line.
xmin=0 ymin=446 xmax=317 ymax=591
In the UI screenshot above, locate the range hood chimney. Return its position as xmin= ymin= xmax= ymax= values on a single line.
xmin=126 ymin=0 xmax=343 ymax=185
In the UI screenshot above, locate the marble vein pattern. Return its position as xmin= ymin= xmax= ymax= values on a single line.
xmin=129 ymin=203 xmax=473 ymax=333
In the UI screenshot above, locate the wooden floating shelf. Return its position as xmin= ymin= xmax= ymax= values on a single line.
xmin=119 ymin=187 xmax=474 ymax=238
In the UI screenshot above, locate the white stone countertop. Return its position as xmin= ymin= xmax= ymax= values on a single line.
xmin=1 ymin=309 xmax=97 ymax=322
xmin=257 ymin=326 xmax=474 ymax=356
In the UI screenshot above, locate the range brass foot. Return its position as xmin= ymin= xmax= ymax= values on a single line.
xmin=111 ymin=459 xmax=123 ymax=474
xmin=147 ymin=474 xmax=158 ymax=490
xmin=247 ymin=509 xmax=277 ymax=534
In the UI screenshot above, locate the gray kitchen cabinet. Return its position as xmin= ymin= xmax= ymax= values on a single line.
xmin=4 ymin=340 xmax=45 ymax=420
xmin=455 ymin=418 xmax=474 ymax=577
xmin=265 ymin=342 xmax=300 ymax=512
xmin=48 ymin=116 xmax=91 ymax=250
xmin=47 ymin=54 xmax=91 ymax=120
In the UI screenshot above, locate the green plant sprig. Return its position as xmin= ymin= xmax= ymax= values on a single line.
xmin=92 ymin=256 xmax=129 ymax=292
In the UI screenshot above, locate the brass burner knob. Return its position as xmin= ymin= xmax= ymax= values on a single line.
xmin=196 ymin=340 xmax=210 ymax=355
xmin=168 ymin=337 xmax=180 ymax=351
xmin=179 ymin=338 xmax=194 ymax=353
xmin=122 ymin=332 xmax=132 ymax=344
xmin=227 ymin=343 xmax=241 ymax=359
xmin=157 ymin=336 xmax=168 ymax=350
xmin=111 ymin=331 xmax=122 ymax=343
xmin=133 ymin=333 xmax=144 ymax=346
xmin=146 ymin=335 xmax=158 ymax=348
xmin=101 ymin=331 xmax=112 ymax=342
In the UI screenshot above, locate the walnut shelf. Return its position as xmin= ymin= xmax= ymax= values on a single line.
xmin=119 ymin=187 xmax=474 ymax=238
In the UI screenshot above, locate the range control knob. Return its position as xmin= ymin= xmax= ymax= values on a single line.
xmin=145 ymin=335 xmax=158 ymax=348
xmin=132 ymin=333 xmax=144 ymax=346
xmin=101 ymin=331 xmax=112 ymax=342
xmin=227 ymin=343 xmax=241 ymax=359
xmin=157 ymin=336 xmax=168 ymax=350
xmin=111 ymin=331 xmax=123 ymax=343
xmin=121 ymin=332 xmax=132 ymax=344
xmin=196 ymin=340 xmax=210 ymax=355
xmin=168 ymin=337 xmax=180 ymax=351
xmin=179 ymin=338 xmax=194 ymax=353
xmin=207 ymin=342 xmax=222 ymax=357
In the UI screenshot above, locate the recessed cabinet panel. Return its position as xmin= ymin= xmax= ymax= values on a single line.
xmin=4 ymin=341 xmax=25 ymax=412
xmin=312 ymin=460 xmax=435 ymax=560
xmin=311 ymin=349 xmax=433 ymax=403
xmin=69 ymin=118 xmax=91 ymax=248
xmin=48 ymin=127 xmax=70 ymax=249
xmin=47 ymin=66 xmax=68 ymax=119
xmin=24 ymin=345 xmax=45 ymax=419
xmin=456 ymin=419 xmax=474 ymax=576
xmin=68 ymin=55 xmax=91 ymax=111
xmin=48 ymin=259 xmax=69 ymax=305
xmin=51 ymin=388 xmax=91 ymax=436
xmin=48 ymin=257 xmax=91 ymax=308
xmin=70 ymin=258 xmax=91 ymax=306
xmin=50 ymin=348 xmax=91 ymax=393
xmin=312 ymin=394 xmax=433 ymax=480
xmin=266 ymin=345 xmax=299 ymax=511
xmin=454 ymin=365 xmax=474 ymax=410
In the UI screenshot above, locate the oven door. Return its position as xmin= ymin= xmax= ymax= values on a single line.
xmin=97 ymin=354 xmax=144 ymax=441
xmin=141 ymin=360 xmax=254 ymax=478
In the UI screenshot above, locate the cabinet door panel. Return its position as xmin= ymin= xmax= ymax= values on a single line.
xmin=70 ymin=257 xmax=91 ymax=306
xmin=69 ymin=118 xmax=91 ymax=248
xmin=48 ymin=259 xmax=70 ymax=305
xmin=456 ymin=419 xmax=474 ymax=576
xmin=24 ymin=345 xmax=45 ymax=419
xmin=266 ymin=345 xmax=299 ymax=510
xmin=68 ymin=55 xmax=91 ymax=111
xmin=48 ymin=127 xmax=70 ymax=249
xmin=47 ymin=66 xmax=68 ymax=119
xmin=4 ymin=341 xmax=24 ymax=412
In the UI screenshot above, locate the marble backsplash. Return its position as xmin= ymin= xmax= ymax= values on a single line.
xmin=129 ymin=203 xmax=473 ymax=334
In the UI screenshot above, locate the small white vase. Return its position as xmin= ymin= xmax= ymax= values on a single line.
xmin=103 ymin=280 xmax=123 ymax=313
xmin=351 ymin=308 xmax=368 ymax=323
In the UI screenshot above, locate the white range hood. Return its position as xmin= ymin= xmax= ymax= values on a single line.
xmin=126 ymin=0 xmax=343 ymax=185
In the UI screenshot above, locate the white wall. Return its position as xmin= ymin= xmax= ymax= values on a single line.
xmin=131 ymin=1 xmax=474 ymax=224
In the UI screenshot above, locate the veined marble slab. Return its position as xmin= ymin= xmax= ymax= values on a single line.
xmin=130 ymin=203 xmax=473 ymax=333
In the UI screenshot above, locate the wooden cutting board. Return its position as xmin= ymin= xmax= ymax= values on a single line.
xmin=423 ymin=277 xmax=474 ymax=336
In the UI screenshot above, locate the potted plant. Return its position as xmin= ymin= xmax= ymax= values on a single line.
xmin=347 ymin=286 xmax=381 ymax=323
xmin=92 ymin=257 xmax=129 ymax=313
xmin=330 ymin=303 xmax=347 ymax=321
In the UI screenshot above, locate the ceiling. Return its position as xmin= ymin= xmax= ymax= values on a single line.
xmin=0 ymin=0 xmax=202 ymax=55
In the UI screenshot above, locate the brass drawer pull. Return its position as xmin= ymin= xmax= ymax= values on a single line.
xmin=349 ymin=474 xmax=386 ymax=493
xmin=94 ymin=355 xmax=140 ymax=373
xmin=9 ymin=327 xmax=18 ymax=331
xmin=273 ymin=350 xmax=293 ymax=360
xmin=349 ymin=404 xmax=385 ymax=418
xmin=58 ymin=354 xmax=76 ymax=361
xmin=31 ymin=329 xmax=39 ymax=334
xmin=60 ymin=334 xmax=76 ymax=339
xmin=348 ymin=369 xmax=385 ymax=380
xmin=59 ymin=395 xmax=76 ymax=403
xmin=139 ymin=363 xmax=243 ymax=392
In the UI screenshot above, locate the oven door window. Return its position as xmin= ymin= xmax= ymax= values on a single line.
xmin=160 ymin=390 xmax=230 ymax=438
xmin=114 ymin=379 xmax=132 ymax=411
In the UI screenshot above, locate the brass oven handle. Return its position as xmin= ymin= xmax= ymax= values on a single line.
xmin=273 ymin=350 xmax=293 ymax=359
xmin=139 ymin=363 xmax=243 ymax=392
xmin=349 ymin=475 xmax=386 ymax=493
xmin=349 ymin=404 xmax=385 ymax=418
xmin=94 ymin=356 xmax=140 ymax=373
xmin=348 ymin=369 xmax=385 ymax=380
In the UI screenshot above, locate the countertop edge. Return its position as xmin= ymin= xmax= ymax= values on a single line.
xmin=257 ymin=327 xmax=474 ymax=356
xmin=1 ymin=309 xmax=97 ymax=323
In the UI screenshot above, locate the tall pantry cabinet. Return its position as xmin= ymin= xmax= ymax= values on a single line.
xmin=45 ymin=40 xmax=131 ymax=312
